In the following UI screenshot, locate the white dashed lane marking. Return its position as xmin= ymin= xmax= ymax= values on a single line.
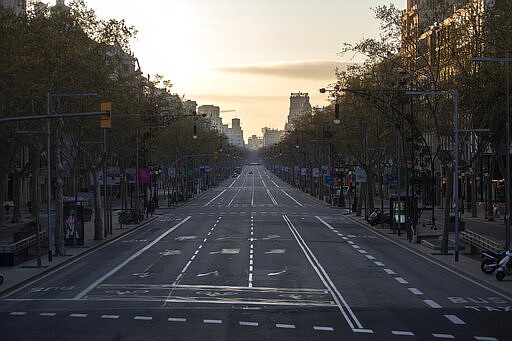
xmin=204 ymin=319 xmax=222 ymax=324
xmin=424 ymin=300 xmax=442 ymax=309
xmin=313 ymin=326 xmax=334 ymax=332
xmin=134 ymin=316 xmax=152 ymax=321
xmin=39 ymin=313 xmax=56 ymax=317
xmin=408 ymin=288 xmax=423 ymax=295
xmin=432 ymin=333 xmax=455 ymax=339
xmin=444 ymin=315 xmax=465 ymax=325
xmin=168 ymin=317 xmax=187 ymax=322
xmin=276 ymin=323 xmax=296 ymax=329
xmin=239 ymin=321 xmax=259 ymax=327
xmin=392 ymin=330 xmax=415 ymax=336
xmin=70 ymin=313 xmax=88 ymax=318
xmin=101 ymin=315 xmax=119 ymax=319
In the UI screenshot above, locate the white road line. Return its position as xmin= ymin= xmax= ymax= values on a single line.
xmin=266 ymin=189 xmax=279 ymax=205
xmin=39 ymin=312 xmax=56 ymax=317
xmin=366 ymin=255 xmax=376 ymax=260
xmin=357 ymin=250 xmax=368 ymax=254
xmin=204 ymin=319 xmax=222 ymax=324
xmin=276 ymin=323 xmax=296 ymax=329
xmin=70 ymin=313 xmax=88 ymax=318
xmin=281 ymin=189 xmax=303 ymax=207
xmin=271 ymin=180 xmax=280 ymax=187
xmin=313 ymin=326 xmax=334 ymax=332
xmin=374 ymin=261 xmax=385 ymax=267
xmin=474 ymin=337 xmax=498 ymax=341
xmin=134 ymin=316 xmax=153 ymax=321
xmin=392 ymin=331 xmax=415 ymax=336
xmin=168 ymin=317 xmax=187 ymax=322
xmin=75 ymin=216 xmax=192 ymax=299
xmin=290 ymin=216 xmax=367 ymax=332
xmin=408 ymin=288 xmax=423 ymax=295
xmin=384 ymin=269 xmax=396 ymax=275
xmin=395 ymin=277 xmax=409 ymax=284
xmin=10 ymin=312 xmax=27 ymax=316
xmin=239 ymin=321 xmax=259 ymax=327
xmin=424 ymin=299 xmax=442 ymax=308
xmin=101 ymin=315 xmax=119 ymax=319
xmin=432 ymin=333 xmax=455 ymax=339
xmin=203 ymin=189 xmax=228 ymax=207
xmin=444 ymin=314 xmax=466 ymax=325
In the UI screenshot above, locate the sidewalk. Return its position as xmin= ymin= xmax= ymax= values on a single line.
xmin=0 ymin=204 xmax=158 ymax=296
xmin=344 ymin=209 xmax=512 ymax=298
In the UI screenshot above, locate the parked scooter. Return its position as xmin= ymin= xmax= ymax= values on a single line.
xmin=496 ymin=250 xmax=512 ymax=281
xmin=481 ymin=249 xmax=508 ymax=274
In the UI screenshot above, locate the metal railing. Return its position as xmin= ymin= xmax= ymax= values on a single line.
xmin=0 ymin=230 xmax=48 ymax=253
xmin=460 ymin=229 xmax=502 ymax=254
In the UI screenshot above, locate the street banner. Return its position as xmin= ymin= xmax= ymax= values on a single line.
xmin=355 ymin=167 xmax=367 ymax=182
xmin=312 ymin=168 xmax=320 ymax=178
xmin=139 ymin=168 xmax=150 ymax=184
xmin=301 ymin=167 xmax=307 ymax=176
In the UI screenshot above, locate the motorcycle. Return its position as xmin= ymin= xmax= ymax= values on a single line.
xmin=367 ymin=209 xmax=392 ymax=226
xmin=496 ymin=250 xmax=512 ymax=281
xmin=481 ymin=249 xmax=508 ymax=274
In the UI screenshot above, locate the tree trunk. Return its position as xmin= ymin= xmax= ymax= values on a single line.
xmin=30 ymin=149 xmax=42 ymax=267
xmin=54 ymin=124 xmax=65 ymax=256
xmin=487 ymin=158 xmax=495 ymax=221
xmin=0 ymin=171 xmax=7 ymax=226
xmin=92 ymin=168 xmax=103 ymax=240
xmin=11 ymin=172 xmax=22 ymax=223
xmin=471 ymin=170 xmax=477 ymax=218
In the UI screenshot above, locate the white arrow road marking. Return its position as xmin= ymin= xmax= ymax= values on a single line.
xmin=159 ymin=250 xmax=181 ymax=256
xmin=268 ymin=267 xmax=287 ymax=276
xmin=197 ymin=271 xmax=219 ymax=277
xmin=175 ymin=236 xmax=197 ymax=241
xmin=265 ymin=249 xmax=286 ymax=254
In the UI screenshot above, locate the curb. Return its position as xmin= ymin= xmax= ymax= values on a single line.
xmin=343 ymin=214 xmax=512 ymax=300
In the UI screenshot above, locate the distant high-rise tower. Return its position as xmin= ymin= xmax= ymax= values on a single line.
xmin=226 ymin=118 xmax=245 ymax=148
xmin=285 ymin=92 xmax=311 ymax=131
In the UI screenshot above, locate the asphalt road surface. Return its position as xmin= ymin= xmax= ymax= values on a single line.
xmin=1 ymin=165 xmax=510 ymax=340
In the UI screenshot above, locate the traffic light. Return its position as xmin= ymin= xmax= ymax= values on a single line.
xmin=100 ymin=102 xmax=111 ymax=129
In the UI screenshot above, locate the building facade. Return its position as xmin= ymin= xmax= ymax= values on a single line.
xmin=285 ymin=92 xmax=311 ymax=131
xmin=198 ymin=105 xmax=223 ymax=132
xmin=225 ymin=118 xmax=245 ymax=148
xmin=262 ymin=127 xmax=283 ymax=147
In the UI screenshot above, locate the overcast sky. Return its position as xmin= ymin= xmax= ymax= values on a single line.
xmin=76 ymin=0 xmax=405 ymax=137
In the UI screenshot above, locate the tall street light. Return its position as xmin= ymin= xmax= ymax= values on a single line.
xmin=470 ymin=56 xmax=512 ymax=250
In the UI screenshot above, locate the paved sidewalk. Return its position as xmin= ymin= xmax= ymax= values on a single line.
xmin=345 ymin=211 xmax=512 ymax=299
xmin=0 ymin=208 xmax=158 ymax=296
